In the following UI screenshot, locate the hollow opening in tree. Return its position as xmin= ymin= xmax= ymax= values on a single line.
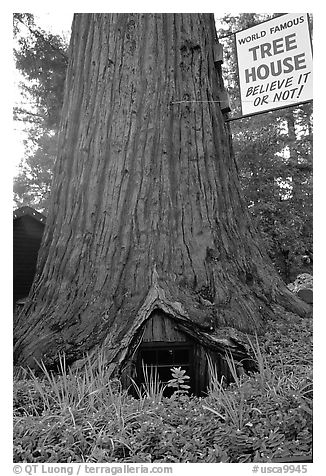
xmin=120 ymin=309 xmax=236 ymax=396
xmin=137 ymin=344 xmax=194 ymax=397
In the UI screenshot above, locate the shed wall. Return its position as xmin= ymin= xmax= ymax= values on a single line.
xmin=13 ymin=215 xmax=44 ymax=303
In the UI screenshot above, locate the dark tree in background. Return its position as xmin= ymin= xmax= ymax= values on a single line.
xmin=14 ymin=13 xmax=310 ymax=372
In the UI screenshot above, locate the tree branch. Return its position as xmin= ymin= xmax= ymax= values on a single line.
xmin=16 ymin=16 xmax=68 ymax=61
xmin=14 ymin=106 xmax=45 ymax=123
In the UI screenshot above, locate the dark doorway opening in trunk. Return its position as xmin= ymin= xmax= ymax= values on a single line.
xmin=136 ymin=343 xmax=194 ymax=397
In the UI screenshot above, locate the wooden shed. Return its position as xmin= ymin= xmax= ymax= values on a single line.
xmin=13 ymin=207 xmax=46 ymax=306
xmin=120 ymin=309 xmax=253 ymax=396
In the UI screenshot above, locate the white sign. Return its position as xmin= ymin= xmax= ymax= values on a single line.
xmin=235 ymin=14 xmax=313 ymax=115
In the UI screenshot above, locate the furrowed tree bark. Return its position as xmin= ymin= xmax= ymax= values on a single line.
xmin=14 ymin=13 xmax=310 ymax=372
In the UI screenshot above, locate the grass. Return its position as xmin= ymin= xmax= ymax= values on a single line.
xmin=204 ymin=355 xmax=248 ymax=430
xmin=13 ymin=311 xmax=312 ymax=463
xmin=130 ymin=362 xmax=167 ymax=403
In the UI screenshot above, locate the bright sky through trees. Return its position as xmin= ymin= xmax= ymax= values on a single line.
xmin=13 ymin=12 xmax=72 ymax=173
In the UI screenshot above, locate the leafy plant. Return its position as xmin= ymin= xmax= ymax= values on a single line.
xmin=167 ymin=367 xmax=190 ymax=396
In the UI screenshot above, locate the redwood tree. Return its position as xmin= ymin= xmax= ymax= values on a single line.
xmin=14 ymin=13 xmax=310 ymax=371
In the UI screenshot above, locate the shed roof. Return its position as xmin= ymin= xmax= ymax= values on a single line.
xmin=13 ymin=206 xmax=46 ymax=224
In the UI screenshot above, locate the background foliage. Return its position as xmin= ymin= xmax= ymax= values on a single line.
xmin=13 ymin=13 xmax=68 ymax=212
xmin=13 ymin=13 xmax=313 ymax=282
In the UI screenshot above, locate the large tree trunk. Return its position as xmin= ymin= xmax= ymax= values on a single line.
xmin=14 ymin=13 xmax=310 ymax=371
